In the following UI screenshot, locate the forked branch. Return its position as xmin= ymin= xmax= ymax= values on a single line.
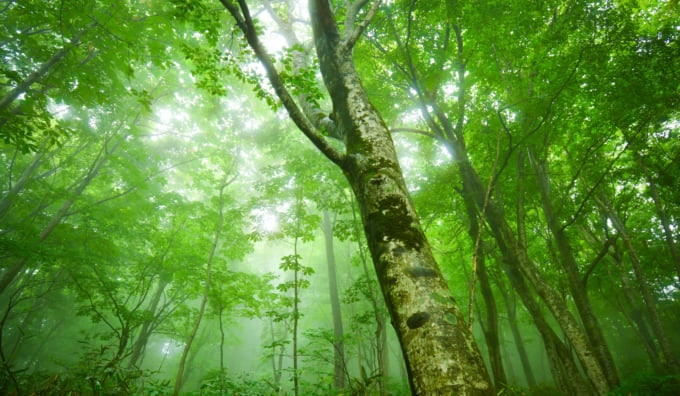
xmin=345 ymin=0 xmax=383 ymax=49
xmin=219 ymin=0 xmax=345 ymax=166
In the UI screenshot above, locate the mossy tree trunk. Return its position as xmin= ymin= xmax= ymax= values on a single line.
xmin=219 ymin=0 xmax=493 ymax=394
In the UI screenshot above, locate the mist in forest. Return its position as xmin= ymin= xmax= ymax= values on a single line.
xmin=1 ymin=0 xmax=679 ymax=395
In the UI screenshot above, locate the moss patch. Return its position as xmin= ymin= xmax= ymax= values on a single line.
xmin=373 ymin=193 xmax=424 ymax=250
xmin=407 ymin=312 xmax=431 ymax=329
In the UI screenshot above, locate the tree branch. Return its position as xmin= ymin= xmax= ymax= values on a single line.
xmin=390 ymin=127 xmax=438 ymax=140
xmin=345 ymin=0 xmax=382 ymax=49
xmin=344 ymin=0 xmax=369 ymax=38
xmin=219 ymin=0 xmax=345 ymax=166
xmin=560 ymin=142 xmax=628 ymax=232
xmin=582 ymin=237 xmax=615 ymax=286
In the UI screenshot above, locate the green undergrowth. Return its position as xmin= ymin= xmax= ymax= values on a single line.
xmin=609 ymin=372 xmax=680 ymax=396
xmin=498 ymin=373 xmax=680 ymax=396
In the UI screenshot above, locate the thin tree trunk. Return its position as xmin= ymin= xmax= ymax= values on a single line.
xmin=406 ymin=20 xmax=608 ymax=387
xmin=595 ymin=193 xmax=680 ymax=373
xmin=462 ymin=189 xmax=507 ymax=388
xmin=269 ymin=318 xmax=287 ymax=388
xmin=128 ymin=230 xmax=180 ymax=369
xmin=172 ymin=178 xmax=231 ymax=396
xmin=528 ymin=148 xmax=619 ymax=388
xmin=622 ymin=134 xmax=680 ymax=280
xmin=500 ymin=249 xmax=592 ymax=395
xmin=378 ymin=316 xmax=388 ymax=393
xmin=454 ymin=145 xmax=609 ymax=394
xmin=322 ymin=210 xmax=346 ymax=389
xmin=489 ymin=149 xmax=592 ymax=394
xmin=217 ymin=292 xmax=226 ymax=395
xmin=290 ymin=196 xmax=306 ymax=396
xmin=637 ymin=156 xmax=680 ymax=279
xmin=128 ymin=276 xmax=169 ymax=368
xmin=606 ymin=247 xmax=662 ymax=371
xmin=292 ymin=258 xmax=300 ymax=396
xmin=495 ymin=280 xmax=536 ymax=387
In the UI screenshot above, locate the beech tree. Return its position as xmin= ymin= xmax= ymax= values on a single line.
xmin=2 ymin=0 xmax=679 ymax=394
xmin=189 ymin=0 xmax=494 ymax=394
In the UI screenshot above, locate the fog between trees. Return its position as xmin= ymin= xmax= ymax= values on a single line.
xmin=1 ymin=0 xmax=679 ymax=395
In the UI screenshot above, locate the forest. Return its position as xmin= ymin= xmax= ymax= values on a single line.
xmin=1 ymin=0 xmax=679 ymax=395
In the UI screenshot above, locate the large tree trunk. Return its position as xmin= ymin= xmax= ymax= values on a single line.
xmin=310 ymin=3 xmax=492 ymax=393
xmin=220 ymin=1 xmax=493 ymax=393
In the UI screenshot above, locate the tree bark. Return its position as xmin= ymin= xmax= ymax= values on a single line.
xmin=309 ymin=2 xmax=492 ymax=393
xmin=351 ymin=196 xmax=388 ymax=394
xmin=219 ymin=1 xmax=494 ymax=394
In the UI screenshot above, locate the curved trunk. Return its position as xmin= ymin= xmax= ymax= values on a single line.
xmin=220 ymin=1 xmax=493 ymax=392
xmin=311 ymin=2 xmax=492 ymax=394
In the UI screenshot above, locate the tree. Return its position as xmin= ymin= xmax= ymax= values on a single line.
xmin=2 ymin=0 xmax=678 ymax=394
xmin=191 ymin=0 xmax=494 ymax=393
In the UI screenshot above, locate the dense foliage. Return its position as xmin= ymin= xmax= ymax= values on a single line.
xmin=1 ymin=0 xmax=679 ymax=395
